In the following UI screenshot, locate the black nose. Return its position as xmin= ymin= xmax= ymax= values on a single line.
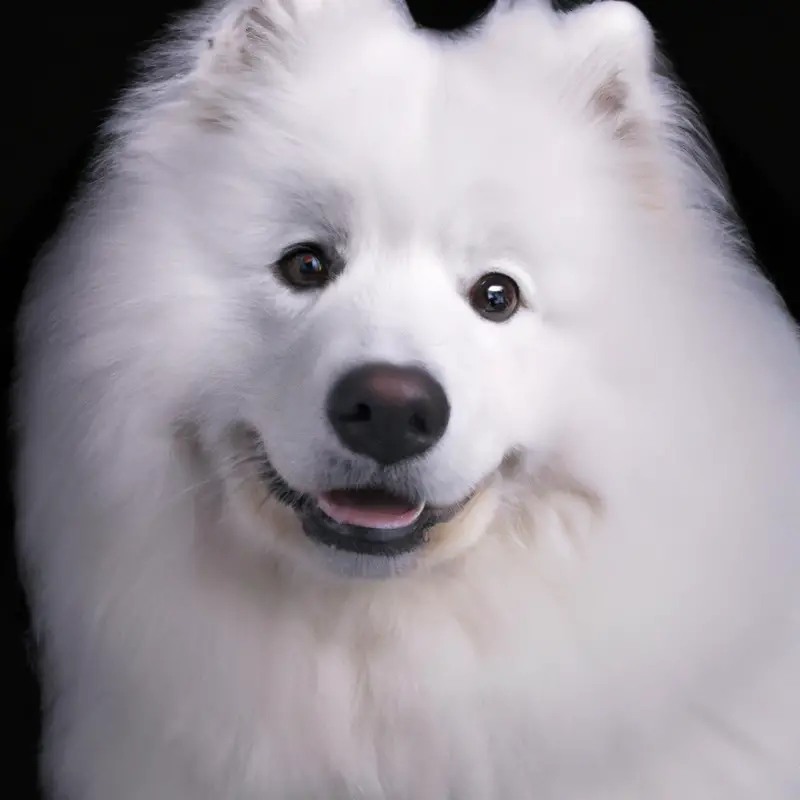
xmin=326 ymin=363 xmax=450 ymax=465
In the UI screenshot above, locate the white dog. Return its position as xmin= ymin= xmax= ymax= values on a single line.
xmin=14 ymin=0 xmax=800 ymax=797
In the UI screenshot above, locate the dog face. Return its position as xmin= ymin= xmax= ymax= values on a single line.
xmin=89 ymin=0 xmax=678 ymax=577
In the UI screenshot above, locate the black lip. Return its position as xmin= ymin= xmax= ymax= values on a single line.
xmin=257 ymin=454 xmax=469 ymax=558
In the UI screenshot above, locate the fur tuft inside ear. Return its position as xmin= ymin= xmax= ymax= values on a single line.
xmin=562 ymin=1 xmax=657 ymax=142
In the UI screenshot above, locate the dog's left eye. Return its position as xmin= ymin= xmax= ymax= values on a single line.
xmin=275 ymin=245 xmax=332 ymax=290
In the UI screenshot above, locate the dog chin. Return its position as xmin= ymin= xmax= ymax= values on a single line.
xmin=306 ymin=540 xmax=424 ymax=580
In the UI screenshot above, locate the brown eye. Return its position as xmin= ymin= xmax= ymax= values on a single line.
xmin=468 ymin=272 xmax=520 ymax=322
xmin=276 ymin=245 xmax=332 ymax=290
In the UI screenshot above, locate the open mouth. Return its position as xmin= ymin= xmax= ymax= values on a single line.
xmin=227 ymin=424 xmax=472 ymax=559
xmin=317 ymin=488 xmax=424 ymax=530
xmin=303 ymin=487 xmax=434 ymax=557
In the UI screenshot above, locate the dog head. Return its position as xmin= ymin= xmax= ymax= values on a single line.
xmin=57 ymin=0 xmax=721 ymax=579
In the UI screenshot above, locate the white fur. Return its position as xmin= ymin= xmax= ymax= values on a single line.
xmin=14 ymin=0 xmax=800 ymax=797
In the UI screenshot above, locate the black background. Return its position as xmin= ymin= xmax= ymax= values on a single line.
xmin=1 ymin=0 xmax=797 ymax=796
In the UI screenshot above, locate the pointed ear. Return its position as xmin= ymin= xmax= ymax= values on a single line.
xmin=171 ymin=0 xmax=312 ymax=129
xmin=198 ymin=0 xmax=300 ymax=77
xmin=562 ymin=1 xmax=658 ymax=143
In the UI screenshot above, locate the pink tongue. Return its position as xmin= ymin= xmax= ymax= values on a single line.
xmin=318 ymin=489 xmax=424 ymax=530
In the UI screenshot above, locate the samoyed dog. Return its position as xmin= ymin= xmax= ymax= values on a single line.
xmin=14 ymin=0 xmax=800 ymax=796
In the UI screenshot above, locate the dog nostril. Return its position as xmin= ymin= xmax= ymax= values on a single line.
xmin=408 ymin=413 xmax=428 ymax=435
xmin=341 ymin=403 xmax=372 ymax=424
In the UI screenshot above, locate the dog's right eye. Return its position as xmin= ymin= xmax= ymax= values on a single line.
xmin=275 ymin=245 xmax=332 ymax=290
xmin=468 ymin=272 xmax=520 ymax=322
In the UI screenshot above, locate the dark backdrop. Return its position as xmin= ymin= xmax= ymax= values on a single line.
xmin=1 ymin=1 xmax=797 ymax=796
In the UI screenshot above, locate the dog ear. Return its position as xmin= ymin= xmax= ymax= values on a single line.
xmin=562 ymin=1 xmax=658 ymax=144
xmin=162 ymin=0 xmax=319 ymax=129
xmin=558 ymin=1 xmax=689 ymax=209
xmin=198 ymin=0 xmax=302 ymax=76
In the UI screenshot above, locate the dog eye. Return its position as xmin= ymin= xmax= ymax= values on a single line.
xmin=275 ymin=245 xmax=332 ymax=290
xmin=468 ymin=273 xmax=520 ymax=322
